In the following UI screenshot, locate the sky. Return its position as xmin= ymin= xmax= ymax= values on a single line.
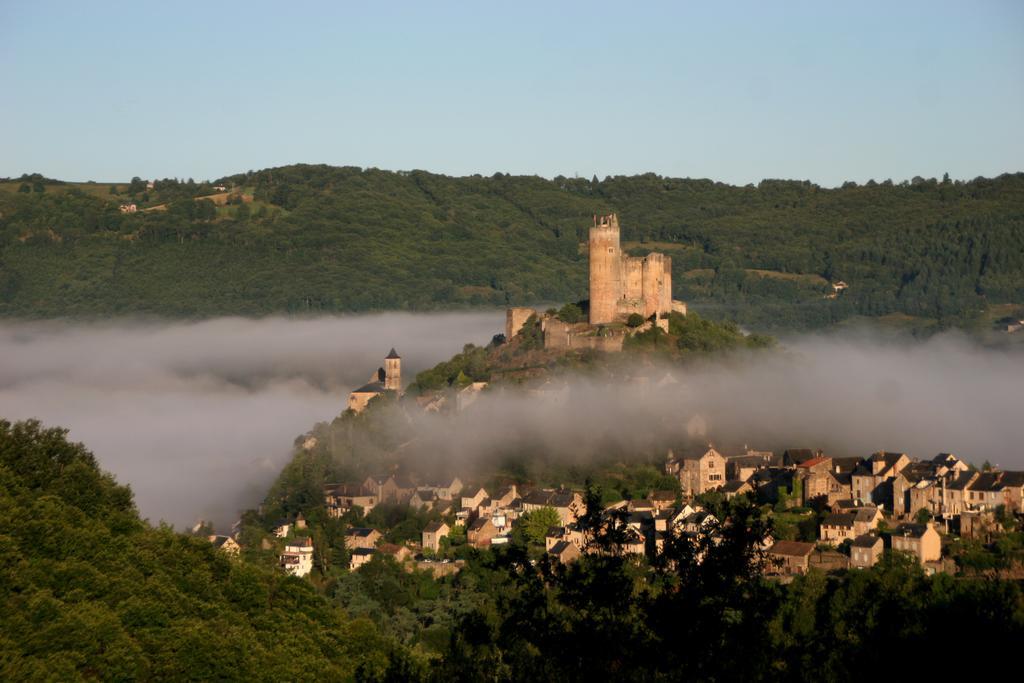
xmin=1 ymin=1 xmax=1022 ymax=186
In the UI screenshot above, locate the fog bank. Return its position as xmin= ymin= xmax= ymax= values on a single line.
xmin=397 ymin=331 xmax=1024 ymax=477
xmin=1 ymin=314 xmax=1021 ymax=530
xmin=0 ymin=313 xmax=503 ymax=528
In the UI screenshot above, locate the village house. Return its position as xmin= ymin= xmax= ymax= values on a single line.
xmin=208 ymin=535 xmax=240 ymax=556
xmin=767 ymin=540 xmax=816 ymax=576
xmin=647 ymin=490 xmax=677 ymax=510
xmin=548 ymin=540 xmax=582 ymax=564
xmin=349 ymin=548 xmax=376 ymax=570
xmin=377 ymin=543 xmax=412 ymax=563
xmin=782 ymin=449 xmax=818 ymax=467
xmin=467 ymin=517 xmax=499 ymax=547
xmin=422 ymin=521 xmax=450 ymax=553
xmin=966 ymin=472 xmax=1010 ymax=511
xmin=849 ymin=534 xmax=884 ymax=568
xmin=460 ymin=487 xmax=489 ymax=514
xmin=819 ymin=507 xmax=883 ymax=545
xmin=271 ymin=520 xmax=292 ymax=538
xmin=324 ymin=483 xmax=378 ymax=516
xmin=890 ymin=522 xmax=941 ymax=565
xmin=665 ymin=446 xmax=727 ymax=498
xmin=940 ymin=470 xmax=979 ymax=517
xmin=797 ymin=456 xmax=852 ymax=508
xmin=722 ymin=479 xmax=753 ymax=500
xmin=344 ymin=527 xmax=382 ymax=551
xmin=279 ymin=537 xmax=314 ymax=577
xmin=426 ymin=476 xmax=463 ymax=501
xmin=545 ymin=524 xmax=587 ymax=551
xmin=851 ymin=451 xmax=911 ymax=507
xmin=726 ymin=450 xmax=778 ymax=482
xmin=520 ymin=488 xmax=584 ymax=524
xmin=409 ymin=488 xmax=438 ymax=511
xmin=809 ymin=548 xmax=850 ymax=572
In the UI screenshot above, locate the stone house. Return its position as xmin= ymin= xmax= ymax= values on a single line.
xmin=998 ymin=471 xmax=1024 ymax=513
xmin=666 ymin=446 xmax=727 ymax=498
xmin=521 ymin=489 xmax=584 ymax=524
xmin=279 ymin=537 xmax=314 ymax=577
xmin=796 ymin=456 xmax=851 ymax=507
xmin=467 ymin=517 xmax=499 ymax=547
xmin=767 ymin=540 xmax=815 ymax=576
xmin=966 ymin=472 xmax=1009 ymax=511
xmin=721 ymin=479 xmax=753 ymax=500
xmin=939 ymin=471 xmax=978 ymax=517
xmin=647 ymin=490 xmax=677 ymax=510
xmin=726 ymin=451 xmax=777 ymax=482
xmin=409 ymin=489 xmax=438 ymax=511
xmin=349 ymin=547 xmax=376 ymax=571
xmin=427 ymin=477 xmax=463 ymax=500
xmin=422 ymin=521 xmax=450 ymax=553
xmin=344 ymin=527 xmax=382 ymax=551
xmin=546 ymin=524 xmax=586 ymax=552
xmin=324 ymin=483 xmax=377 ymax=517
xmin=377 ymin=543 xmax=411 ymax=563
xmin=849 ymin=534 xmax=884 ymax=568
xmin=851 ymin=452 xmax=911 ymax=508
xmin=460 ymin=487 xmax=489 ymax=513
xmin=548 ymin=540 xmax=582 ymax=564
xmin=209 ymin=535 xmax=240 ymax=556
xmin=890 ymin=522 xmax=941 ymax=565
xmin=819 ymin=513 xmax=857 ymax=545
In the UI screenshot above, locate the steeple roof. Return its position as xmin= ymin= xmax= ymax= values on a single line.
xmin=385 ymin=348 xmax=401 ymax=359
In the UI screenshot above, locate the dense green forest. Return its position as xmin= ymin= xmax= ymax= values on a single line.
xmin=0 ymin=419 xmax=396 ymax=680
xmin=2 ymin=167 xmax=1023 ymax=330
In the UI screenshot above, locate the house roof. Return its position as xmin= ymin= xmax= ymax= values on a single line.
xmin=648 ymin=489 xmax=677 ymax=501
xmin=797 ymin=456 xmax=830 ymax=469
xmin=352 ymin=547 xmax=376 ymax=556
xmin=385 ymin=348 xmax=401 ymax=359
xmin=968 ymin=472 xmax=1003 ymax=492
xmin=946 ymin=471 xmax=977 ymax=491
xmin=783 ymin=449 xmax=816 ymax=464
xmin=721 ymin=480 xmax=751 ymax=493
xmin=548 ymin=540 xmax=575 ymax=556
xmin=850 ymin=534 xmax=882 ymax=548
xmin=894 ymin=523 xmax=931 ymax=538
xmin=346 ymin=527 xmax=379 ymax=537
xmin=823 ymin=513 xmax=856 ymax=528
xmin=468 ymin=517 xmax=493 ymax=531
xmin=831 ymin=456 xmax=864 ymax=473
xmin=999 ymin=471 xmax=1024 ymax=487
xmin=423 ymin=521 xmax=448 ymax=533
xmin=210 ymin=535 xmax=235 ymax=548
xmin=769 ymin=540 xmax=815 ymax=557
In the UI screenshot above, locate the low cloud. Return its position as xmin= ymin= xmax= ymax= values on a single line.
xmin=394 ymin=330 xmax=1024 ymax=477
xmin=0 ymin=313 xmax=503 ymax=528
xmin=2 ymin=315 xmax=1021 ymax=530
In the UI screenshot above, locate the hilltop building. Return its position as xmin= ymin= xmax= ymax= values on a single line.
xmin=504 ymin=214 xmax=687 ymax=351
xmin=346 ymin=348 xmax=402 ymax=413
xmin=588 ymin=214 xmax=685 ymax=327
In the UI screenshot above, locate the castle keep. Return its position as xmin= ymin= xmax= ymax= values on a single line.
xmin=589 ymin=214 xmax=674 ymax=325
xmin=504 ymin=213 xmax=686 ymax=350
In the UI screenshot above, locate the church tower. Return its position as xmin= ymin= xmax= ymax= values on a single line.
xmin=383 ymin=348 xmax=401 ymax=393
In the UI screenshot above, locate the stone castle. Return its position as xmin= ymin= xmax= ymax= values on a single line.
xmin=588 ymin=213 xmax=677 ymax=326
xmin=505 ymin=213 xmax=686 ymax=350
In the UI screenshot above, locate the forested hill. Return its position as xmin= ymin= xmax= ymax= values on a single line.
xmin=1 ymin=167 xmax=1022 ymax=330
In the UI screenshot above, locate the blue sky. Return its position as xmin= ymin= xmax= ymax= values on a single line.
xmin=1 ymin=1 xmax=1021 ymax=186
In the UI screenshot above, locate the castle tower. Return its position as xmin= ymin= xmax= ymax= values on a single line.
xmin=589 ymin=214 xmax=623 ymax=325
xmin=383 ymin=348 xmax=401 ymax=392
